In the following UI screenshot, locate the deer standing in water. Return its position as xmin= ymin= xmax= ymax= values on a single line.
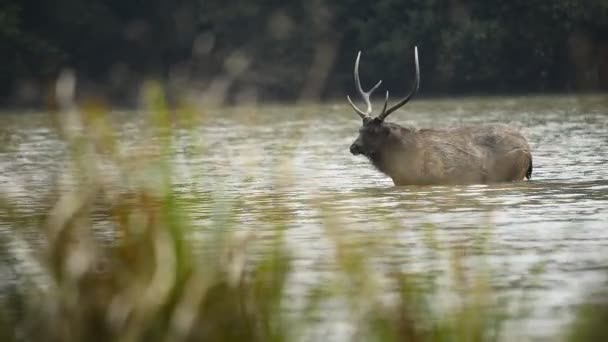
xmin=348 ymin=47 xmax=532 ymax=185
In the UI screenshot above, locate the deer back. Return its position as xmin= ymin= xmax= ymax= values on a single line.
xmin=373 ymin=125 xmax=532 ymax=185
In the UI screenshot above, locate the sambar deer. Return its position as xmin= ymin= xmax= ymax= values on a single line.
xmin=347 ymin=47 xmax=532 ymax=185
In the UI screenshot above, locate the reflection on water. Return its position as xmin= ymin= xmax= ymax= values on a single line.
xmin=1 ymin=95 xmax=608 ymax=339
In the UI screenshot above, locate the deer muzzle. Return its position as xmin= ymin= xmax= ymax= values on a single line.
xmin=350 ymin=141 xmax=363 ymax=155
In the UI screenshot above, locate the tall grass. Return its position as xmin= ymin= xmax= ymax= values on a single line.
xmin=3 ymin=83 xmax=598 ymax=341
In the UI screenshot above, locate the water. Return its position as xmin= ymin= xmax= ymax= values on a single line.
xmin=2 ymin=94 xmax=608 ymax=339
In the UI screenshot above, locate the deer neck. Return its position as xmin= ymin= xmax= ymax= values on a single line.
xmin=368 ymin=134 xmax=421 ymax=181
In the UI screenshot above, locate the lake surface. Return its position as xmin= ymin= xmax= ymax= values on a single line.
xmin=2 ymin=94 xmax=608 ymax=340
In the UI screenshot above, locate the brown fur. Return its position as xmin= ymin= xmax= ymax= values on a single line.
xmin=350 ymin=120 xmax=532 ymax=185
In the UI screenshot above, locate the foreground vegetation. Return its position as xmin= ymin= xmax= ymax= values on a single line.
xmin=0 ymin=87 xmax=605 ymax=341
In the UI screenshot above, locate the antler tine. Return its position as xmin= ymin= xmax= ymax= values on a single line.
xmin=380 ymin=90 xmax=389 ymax=115
xmin=347 ymin=51 xmax=382 ymax=119
xmin=377 ymin=46 xmax=420 ymax=121
xmin=346 ymin=95 xmax=366 ymax=119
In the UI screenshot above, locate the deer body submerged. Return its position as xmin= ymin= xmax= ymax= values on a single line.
xmin=353 ymin=122 xmax=532 ymax=185
xmin=347 ymin=47 xmax=532 ymax=185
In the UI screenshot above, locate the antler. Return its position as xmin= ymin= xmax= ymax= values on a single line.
xmin=347 ymin=51 xmax=382 ymax=119
xmin=377 ymin=46 xmax=420 ymax=121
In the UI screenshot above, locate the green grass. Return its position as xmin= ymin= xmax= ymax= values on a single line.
xmin=0 ymin=84 xmax=601 ymax=341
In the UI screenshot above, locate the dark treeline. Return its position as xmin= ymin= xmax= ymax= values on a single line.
xmin=1 ymin=0 xmax=607 ymax=106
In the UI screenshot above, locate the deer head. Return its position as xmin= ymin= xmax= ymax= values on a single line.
xmin=348 ymin=47 xmax=420 ymax=157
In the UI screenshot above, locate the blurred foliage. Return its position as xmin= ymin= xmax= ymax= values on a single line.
xmin=0 ymin=86 xmax=520 ymax=341
xmin=568 ymin=295 xmax=608 ymax=342
xmin=0 ymin=84 xmax=606 ymax=340
xmin=1 ymin=0 xmax=608 ymax=104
